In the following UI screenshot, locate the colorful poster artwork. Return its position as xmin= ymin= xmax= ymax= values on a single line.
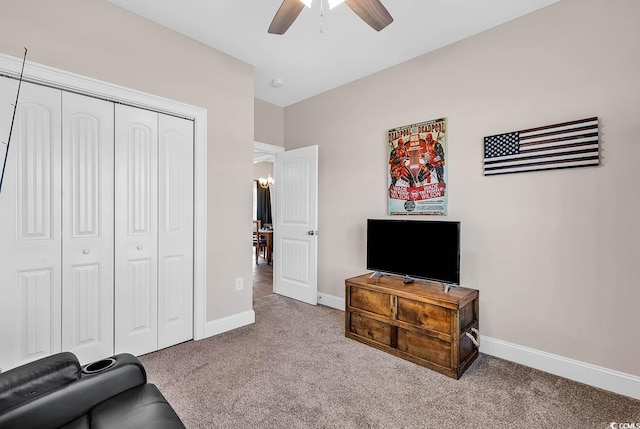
xmin=387 ymin=118 xmax=448 ymax=215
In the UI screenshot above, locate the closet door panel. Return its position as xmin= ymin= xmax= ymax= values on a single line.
xmin=61 ymin=93 xmax=114 ymax=364
xmin=115 ymin=105 xmax=158 ymax=356
xmin=0 ymin=80 xmax=62 ymax=370
xmin=158 ymin=114 xmax=194 ymax=349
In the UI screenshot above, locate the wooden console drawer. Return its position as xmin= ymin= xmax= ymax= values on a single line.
xmin=397 ymin=327 xmax=451 ymax=368
xmin=349 ymin=286 xmax=391 ymax=317
xmin=348 ymin=312 xmax=391 ymax=346
xmin=397 ymin=297 xmax=452 ymax=334
xmin=345 ymin=273 xmax=479 ymax=379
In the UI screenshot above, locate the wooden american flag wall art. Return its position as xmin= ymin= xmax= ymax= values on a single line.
xmin=483 ymin=117 xmax=599 ymax=176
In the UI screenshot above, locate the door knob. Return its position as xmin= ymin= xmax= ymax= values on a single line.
xmin=308 ymin=230 xmax=315 ymax=235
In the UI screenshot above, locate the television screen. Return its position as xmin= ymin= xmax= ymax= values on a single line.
xmin=366 ymin=219 xmax=460 ymax=284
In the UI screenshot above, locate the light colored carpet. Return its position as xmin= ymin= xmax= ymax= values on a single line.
xmin=140 ymin=294 xmax=640 ymax=428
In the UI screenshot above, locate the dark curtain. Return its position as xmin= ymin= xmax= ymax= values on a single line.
xmin=256 ymin=182 xmax=272 ymax=227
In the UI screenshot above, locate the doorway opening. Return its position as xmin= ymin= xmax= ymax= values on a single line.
xmin=252 ymin=142 xmax=283 ymax=303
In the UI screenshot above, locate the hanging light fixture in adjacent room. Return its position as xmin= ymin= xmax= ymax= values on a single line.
xmin=258 ymin=175 xmax=274 ymax=189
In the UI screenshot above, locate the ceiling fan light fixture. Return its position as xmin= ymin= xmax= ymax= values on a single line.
xmin=299 ymin=0 xmax=345 ymax=9
xmin=269 ymin=0 xmax=393 ymax=35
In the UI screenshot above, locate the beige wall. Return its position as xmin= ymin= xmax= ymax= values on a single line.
xmin=0 ymin=0 xmax=255 ymax=322
xmin=254 ymin=162 xmax=274 ymax=180
xmin=255 ymin=99 xmax=284 ymax=146
xmin=284 ymin=0 xmax=640 ymax=376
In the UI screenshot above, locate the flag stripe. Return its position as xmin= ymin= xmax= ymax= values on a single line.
xmin=485 ymin=144 xmax=599 ymax=163
xmin=520 ymin=135 xmax=598 ymax=151
xmin=520 ymin=129 xmax=598 ymax=145
xmin=485 ymin=150 xmax=598 ymax=169
xmin=484 ymin=158 xmax=599 ymax=175
xmin=483 ymin=117 xmax=599 ymax=176
xmin=484 ymin=149 xmax=599 ymax=170
xmin=519 ymin=117 xmax=598 ymax=136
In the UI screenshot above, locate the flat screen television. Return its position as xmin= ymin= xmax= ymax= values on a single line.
xmin=366 ymin=219 xmax=460 ymax=285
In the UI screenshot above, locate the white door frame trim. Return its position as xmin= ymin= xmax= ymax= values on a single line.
xmin=0 ymin=53 xmax=208 ymax=341
xmin=253 ymin=141 xmax=284 ymax=157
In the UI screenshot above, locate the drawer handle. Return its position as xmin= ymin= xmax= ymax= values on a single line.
xmin=137 ymin=245 xmax=143 ymax=250
xmin=82 ymin=249 xmax=90 ymax=255
xmin=464 ymin=328 xmax=480 ymax=348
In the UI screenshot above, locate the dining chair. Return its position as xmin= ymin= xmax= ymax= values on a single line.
xmin=253 ymin=220 xmax=266 ymax=264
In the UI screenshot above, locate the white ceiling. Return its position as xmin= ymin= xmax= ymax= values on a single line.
xmin=106 ymin=0 xmax=559 ymax=107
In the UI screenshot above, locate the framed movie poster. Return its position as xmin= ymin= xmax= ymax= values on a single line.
xmin=387 ymin=118 xmax=448 ymax=215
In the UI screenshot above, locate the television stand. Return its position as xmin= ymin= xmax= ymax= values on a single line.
xmin=345 ymin=273 xmax=480 ymax=379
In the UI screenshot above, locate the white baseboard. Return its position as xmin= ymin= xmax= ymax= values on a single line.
xmin=317 ymin=292 xmax=345 ymax=311
xmin=203 ymin=310 xmax=255 ymax=338
xmin=480 ymin=336 xmax=640 ymax=400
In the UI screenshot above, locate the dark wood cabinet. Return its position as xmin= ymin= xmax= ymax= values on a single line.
xmin=345 ymin=273 xmax=479 ymax=379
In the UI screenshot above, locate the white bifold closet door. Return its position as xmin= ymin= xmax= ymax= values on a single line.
xmin=61 ymin=92 xmax=115 ymax=364
xmin=0 ymin=85 xmax=115 ymax=368
xmin=157 ymin=114 xmax=194 ymax=350
xmin=0 ymin=78 xmax=194 ymax=371
xmin=0 ymin=81 xmax=62 ymax=370
xmin=114 ymin=105 xmax=193 ymax=356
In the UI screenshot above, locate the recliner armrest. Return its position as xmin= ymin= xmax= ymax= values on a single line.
xmin=0 ymin=353 xmax=147 ymax=429
xmin=0 ymin=352 xmax=80 ymax=412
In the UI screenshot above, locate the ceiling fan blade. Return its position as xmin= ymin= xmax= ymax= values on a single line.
xmin=268 ymin=0 xmax=305 ymax=35
xmin=344 ymin=0 xmax=393 ymax=31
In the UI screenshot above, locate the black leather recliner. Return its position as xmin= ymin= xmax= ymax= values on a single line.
xmin=0 ymin=352 xmax=185 ymax=429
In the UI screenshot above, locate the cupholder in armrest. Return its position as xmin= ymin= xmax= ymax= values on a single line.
xmin=82 ymin=357 xmax=117 ymax=374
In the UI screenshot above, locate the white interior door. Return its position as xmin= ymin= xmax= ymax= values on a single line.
xmin=61 ymin=92 xmax=114 ymax=364
xmin=0 ymin=81 xmax=62 ymax=369
xmin=114 ymin=105 xmax=159 ymax=356
xmin=274 ymin=145 xmax=318 ymax=305
xmin=158 ymin=114 xmax=193 ymax=348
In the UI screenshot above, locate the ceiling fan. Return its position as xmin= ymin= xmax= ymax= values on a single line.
xmin=268 ymin=0 xmax=393 ymax=35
